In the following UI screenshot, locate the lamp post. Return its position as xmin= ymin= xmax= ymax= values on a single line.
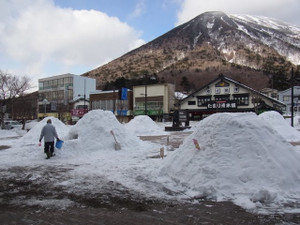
xmin=43 ymin=98 xmax=48 ymax=115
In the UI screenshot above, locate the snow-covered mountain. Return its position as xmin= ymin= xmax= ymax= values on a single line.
xmin=229 ymin=14 xmax=300 ymax=65
xmin=84 ymin=11 xmax=300 ymax=91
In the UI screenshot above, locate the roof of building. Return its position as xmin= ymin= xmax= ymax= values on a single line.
xmin=278 ymin=86 xmax=300 ymax=95
xmin=178 ymin=74 xmax=285 ymax=106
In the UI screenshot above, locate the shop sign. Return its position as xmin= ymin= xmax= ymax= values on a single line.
xmin=71 ymin=109 xmax=88 ymax=117
xmin=207 ymin=100 xmax=237 ymax=109
xmin=179 ymin=110 xmax=188 ymax=122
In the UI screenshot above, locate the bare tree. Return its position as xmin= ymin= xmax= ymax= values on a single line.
xmin=0 ymin=70 xmax=32 ymax=128
xmin=250 ymin=90 xmax=263 ymax=114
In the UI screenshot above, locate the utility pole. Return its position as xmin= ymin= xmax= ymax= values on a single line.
xmin=144 ymin=73 xmax=148 ymax=115
xmin=84 ymin=79 xmax=86 ymax=111
xmin=291 ymin=68 xmax=294 ymax=127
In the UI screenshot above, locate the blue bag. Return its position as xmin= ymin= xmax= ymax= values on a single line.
xmin=55 ymin=140 xmax=64 ymax=149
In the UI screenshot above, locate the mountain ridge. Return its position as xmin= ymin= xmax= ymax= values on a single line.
xmin=83 ymin=11 xmax=300 ymax=92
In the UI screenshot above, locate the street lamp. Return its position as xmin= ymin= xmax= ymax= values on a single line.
xmin=42 ymin=98 xmax=49 ymax=114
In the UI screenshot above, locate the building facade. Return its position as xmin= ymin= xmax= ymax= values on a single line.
xmin=278 ymin=86 xmax=300 ymax=115
xmin=133 ymin=83 xmax=175 ymax=120
xmin=10 ymin=91 xmax=39 ymax=121
xmin=90 ymin=88 xmax=133 ymax=122
xmin=177 ymin=74 xmax=285 ymax=120
xmin=38 ymin=73 xmax=96 ymax=122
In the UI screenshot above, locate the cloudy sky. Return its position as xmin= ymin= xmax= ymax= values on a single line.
xmin=1 ymin=0 xmax=299 ymax=89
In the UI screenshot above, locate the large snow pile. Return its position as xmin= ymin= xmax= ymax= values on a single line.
xmin=19 ymin=117 xmax=70 ymax=145
xmin=124 ymin=115 xmax=166 ymax=136
xmin=24 ymin=120 xmax=39 ymax=131
xmin=259 ymin=111 xmax=300 ymax=142
xmin=67 ymin=110 xmax=152 ymax=151
xmin=157 ymin=112 xmax=300 ymax=211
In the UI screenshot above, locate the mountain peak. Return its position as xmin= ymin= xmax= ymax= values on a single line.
xmin=83 ymin=11 xmax=300 ymax=92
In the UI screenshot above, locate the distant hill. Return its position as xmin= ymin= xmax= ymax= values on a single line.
xmin=83 ymin=11 xmax=300 ymax=92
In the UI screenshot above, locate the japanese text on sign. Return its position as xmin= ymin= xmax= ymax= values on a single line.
xmin=207 ymin=101 xmax=237 ymax=109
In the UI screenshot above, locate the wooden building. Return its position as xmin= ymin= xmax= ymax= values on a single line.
xmin=90 ymin=88 xmax=133 ymax=122
xmin=177 ymin=74 xmax=285 ymax=120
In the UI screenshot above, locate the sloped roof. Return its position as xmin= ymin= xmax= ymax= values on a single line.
xmin=278 ymin=86 xmax=300 ymax=95
xmin=178 ymin=74 xmax=285 ymax=106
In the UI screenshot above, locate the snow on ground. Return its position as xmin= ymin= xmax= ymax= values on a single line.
xmin=259 ymin=111 xmax=300 ymax=142
xmin=124 ymin=115 xmax=167 ymax=136
xmin=155 ymin=112 xmax=300 ymax=213
xmin=1 ymin=110 xmax=300 ymax=214
xmin=0 ymin=129 xmax=20 ymax=138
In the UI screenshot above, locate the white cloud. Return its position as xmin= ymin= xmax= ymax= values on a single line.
xmin=0 ymin=0 xmax=145 ymax=82
xmin=176 ymin=0 xmax=300 ymax=27
xmin=129 ymin=0 xmax=146 ymax=19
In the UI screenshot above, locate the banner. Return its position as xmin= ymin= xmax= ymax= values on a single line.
xmin=121 ymin=88 xmax=128 ymax=100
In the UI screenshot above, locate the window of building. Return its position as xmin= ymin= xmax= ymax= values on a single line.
xmin=233 ymin=94 xmax=249 ymax=105
xmin=224 ymin=87 xmax=230 ymax=94
xmin=206 ymin=89 xmax=211 ymax=94
xmin=39 ymin=82 xmax=44 ymax=90
xmin=39 ymin=93 xmax=45 ymax=101
xmin=49 ymin=80 xmax=53 ymax=88
xmin=53 ymin=79 xmax=58 ymax=86
xmin=197 ymin=96 xmax=211 ymax=106
xmin=283 ymin=96 xmax=290 ymax=101
xmin=135 ymin=102 xmax=145 ymax=110
xmin=147 ymin=101 xmax=163 ymax=110
xmin=64 ymin=77 xmax=73 ymax=85
xmin=44 ymin=81 xmax=49 ymax=89
xmin=58 ymin=78 xmax=64 ymax=86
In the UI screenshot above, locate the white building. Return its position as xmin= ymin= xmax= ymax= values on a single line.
xmin=278 ymin=86 xmax=300 ymax=115
xmin=38 ymin=73 xmax=96 ymax=122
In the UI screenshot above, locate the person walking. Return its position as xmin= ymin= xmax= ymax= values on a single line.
xmin=39 ymin=119 xmax=60 ymax=159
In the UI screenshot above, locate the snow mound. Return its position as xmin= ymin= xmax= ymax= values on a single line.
xmin=259 ymin=111 xmax=300 ymax=142
xmin=25 ymin=120 xmax=39 ymax=131
xmin=19 ymin=117 xmax=69 ymax=145
xmin=292 ymin=115 xmax=300 ymax=128
xmin=67 ymin=110 xmax=150 ymax=151
xmin=157 ymin=113 xmax=300 ymax=210
xmin=124 ymin=115 xmax=166 ymax=136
